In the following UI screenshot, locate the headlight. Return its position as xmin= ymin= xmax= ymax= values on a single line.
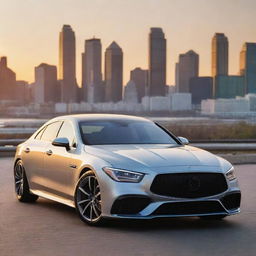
xmin=225 ymin=167 xmax=236 ymax=181
xmin=103 ymin=167 xmax=145 ymax=183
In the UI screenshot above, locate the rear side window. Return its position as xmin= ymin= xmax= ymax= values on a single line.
xmin=34 ymin=127 xmax=46 ymax=140
xmin=41 ymin=121 xmax=62 ymax=142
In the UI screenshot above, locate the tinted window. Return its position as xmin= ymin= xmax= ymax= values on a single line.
xmin=41 ymin=121 xmax=62 ymax=142
xmin=57 ymin=121 xmax=76 ymax=147
xmin=79 ymin=120 xmax=178 ymax=145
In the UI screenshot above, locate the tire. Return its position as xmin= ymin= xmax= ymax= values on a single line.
xmin=200 ymin=215 xmax=227 ymax=220
xmin=14 ymin=160 xmax=38 ymax=203
xmin=75 ymin=171 xmax=105 ymax=226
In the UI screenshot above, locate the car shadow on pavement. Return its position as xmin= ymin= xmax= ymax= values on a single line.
xmin=103 ymin=217 xmax=239 ymax=232
xmin=30 ymin=198 xmax=77 ymax=215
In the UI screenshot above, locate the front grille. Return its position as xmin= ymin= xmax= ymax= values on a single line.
xmin=221 ymin=192 xmax=241 ymax=210
xmin=111 ymin=195 xmax=151 ymax=215
xmin=152 ymin=201 xmax=225 ymax=216
xmin=150 ymin=173 xmax=228 ymax=198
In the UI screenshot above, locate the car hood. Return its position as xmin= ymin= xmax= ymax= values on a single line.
xmin=85 ymin=144 xmax=229 ymax=170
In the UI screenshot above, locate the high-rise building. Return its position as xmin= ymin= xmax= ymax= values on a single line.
xmin=240 ymin=43 xmax=256 ymax=94
xmin=124 ymin=80 xmax=138 ymax=103
xmin=176 ymin=50 xmax=199 ymax=93
xmin=148 ymin=28 xmax=166 ymax=96
xmin=0 ymin=57 xmax=16 ymax=101
xmin=105 ymin=41 xmax=123 ymax=102
xmin=215 ymin=75 xmax=245 ymax=99
xmin=16 ymin=80 xmax=32 ymax=104
xmin=212 ymin=33 xmax=228 ymax=77
xmin=130 ymin=67 xmax=148 ymax=102
xmin=59 ymin=24 xmax=77 ymax=102
xmin=175 ymin=63 xmax=179 ymax=93
xmin=212 ymin=33 xmax=229 ymax=98
xmin=189 ymin=77 xmax=213 ymax=104
xmin=34 ymin=63 xmax=59 ymax=104
xmin=82 ymin=38 xmax=103 ymax=103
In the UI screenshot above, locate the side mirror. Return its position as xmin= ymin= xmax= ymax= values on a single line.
xmin=52 ymin=137 xmax=70 ymax=150
xmin=178 ymin=136 xmax=189 ymax=145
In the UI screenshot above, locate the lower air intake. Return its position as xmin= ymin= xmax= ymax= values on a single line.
xmin=151 ymin=201 xmax=225 ymax=216
xmin=111 ymin=195 xmax=151 ymax=215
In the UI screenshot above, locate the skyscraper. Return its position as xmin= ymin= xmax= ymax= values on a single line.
xmin=34 ymin=63 xmax=59 ymax=104
xmin=189 ymin=77 xmax=213 ymax=105
xmin=212 ymin=33 xmax=228 ymax=77
xmin=148 ymin=28 xmax=166 ymax=96
xmin=130 ymin=67 xmax=148 ymax=102
xmin=0 ymin=57 xmax=16 ymax=101
xmin=240 ymin=43 xmax=256 ymax=94
xmin=176 ymin=50 xmax=199 ymax=93
xmin=16 ymin=80 xmax=32 ymax=105
xmin=82 ymin=38 xmax=103 ymax=103
xmin=105 ymin=41 xmax=123 ymax=102
xmin=59 ymin=24 xmax=77 ymax=102
xmin=212 ymin=33 xmax=229 ymax=98
xmin=214 ymin=75 xmax=245 ymax=98
xmin=124 ymin=80 xmax=138 ymax=103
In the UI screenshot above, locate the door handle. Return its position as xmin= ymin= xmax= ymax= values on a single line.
xmin=46 ymin=149 xmax=53 ymax=156
xmin=24 ymin=147 xmax=30 ymax=153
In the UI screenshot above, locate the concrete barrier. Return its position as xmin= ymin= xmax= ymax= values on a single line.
xmin=1 ymin=142 xmax=256 ymax=164
xmin=192 ymin=143 xmax=256 ymax=151
xmin=0 ymin=139 xmax=25 ymax=146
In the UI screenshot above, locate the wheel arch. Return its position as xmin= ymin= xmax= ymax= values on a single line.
xmin=79 ymin=167 xmax=93 ymax=178
xmin=73 ymin=165 xmax=98 ymax=198
xmin=14 ymin=158 xmax=22 ymax=169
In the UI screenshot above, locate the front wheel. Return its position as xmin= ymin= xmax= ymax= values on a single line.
xmin=75 ymin=171 xmax=104 ymax=225
xmin=14 ymin=160 xmax=38 ymax=202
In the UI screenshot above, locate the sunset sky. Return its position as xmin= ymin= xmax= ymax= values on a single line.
xmin=0 ymin=0 xmax=256 ymax=86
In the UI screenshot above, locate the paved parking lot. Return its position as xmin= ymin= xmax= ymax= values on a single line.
xmin=0 ymin=157 xmax=255 ymax=256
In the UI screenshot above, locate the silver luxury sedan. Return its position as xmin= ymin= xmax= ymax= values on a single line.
xmin=14 ymin=114 xmax=241 ymax=225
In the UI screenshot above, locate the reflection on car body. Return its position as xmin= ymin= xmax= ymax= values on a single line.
xmin=14 ymin=114 xmax=241 ymax=225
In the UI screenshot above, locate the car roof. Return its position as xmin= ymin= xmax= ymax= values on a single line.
xmin=49 ymin=114 xmax=151 ymax=123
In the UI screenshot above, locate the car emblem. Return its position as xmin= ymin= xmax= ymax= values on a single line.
xmin=188 ymin=176 xmax=201 ymax=192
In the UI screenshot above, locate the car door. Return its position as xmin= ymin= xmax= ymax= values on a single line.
xmin=21 ymin=126 xmax=48 ymax=190
xmin=43 ymin=120 xmax=78 ymax=199
xmin=31 ymin=121 xmax=63 ymax=193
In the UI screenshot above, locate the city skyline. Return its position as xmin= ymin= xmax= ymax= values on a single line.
xmin=1 ymin=25 xmax=256 ymax=104
xmin=1 ymin=0 xmax=256 ymax=86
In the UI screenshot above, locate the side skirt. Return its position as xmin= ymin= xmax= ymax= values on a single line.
xmin=30 ymin=189 xmax=75 ymax=208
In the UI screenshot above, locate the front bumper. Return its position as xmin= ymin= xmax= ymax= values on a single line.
xmin=98 ymin=166 xmax=241 ymax=219
xmin=109 ymin=192 xmax=241 ymax=219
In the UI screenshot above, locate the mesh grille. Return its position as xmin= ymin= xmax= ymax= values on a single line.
xmin=150 ymin=172 xmax=228 ymax=198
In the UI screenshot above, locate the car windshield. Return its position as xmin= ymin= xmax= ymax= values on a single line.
xmin=79 ymin=120 xmax=179 ymax=145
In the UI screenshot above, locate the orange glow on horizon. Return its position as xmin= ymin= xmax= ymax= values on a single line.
xmin=0 ymin=0 xmax=256 ymax=86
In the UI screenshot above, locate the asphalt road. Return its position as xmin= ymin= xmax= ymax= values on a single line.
xmin=0 ymin=158 xmax=255 ymax=256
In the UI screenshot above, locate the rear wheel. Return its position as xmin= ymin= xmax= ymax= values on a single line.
xmin=75 ymin=171 xmax=104 ymax=225
xmin=14 ymin=160 xmax=38 ymax=202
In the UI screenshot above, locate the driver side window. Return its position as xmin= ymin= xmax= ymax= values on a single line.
xmin=57 ymin=121 xmax=77 ymax=148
